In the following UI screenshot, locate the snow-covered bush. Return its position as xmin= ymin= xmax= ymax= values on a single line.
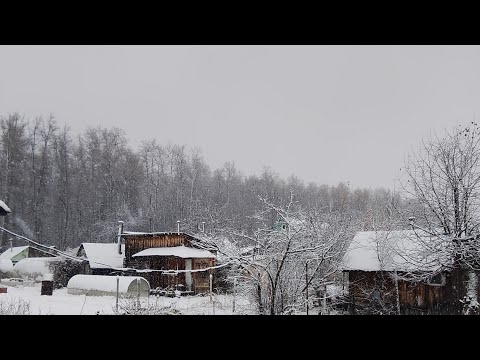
xmin=0 ymin=259 xmax=14 ymax=279
xmin=49 ymin=259 xmax=86 ymax=288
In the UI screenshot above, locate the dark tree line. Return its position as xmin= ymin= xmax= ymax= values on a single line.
xmin=0 ymin=113 xmax=408 ymax=251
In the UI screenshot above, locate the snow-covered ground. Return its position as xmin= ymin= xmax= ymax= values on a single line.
xmin=0 ymin=283 xmax=257 ymax=315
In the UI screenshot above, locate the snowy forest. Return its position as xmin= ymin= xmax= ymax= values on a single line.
xmin=4 ymin=46 xmax=480 ymax=316
xmin=0 ymin=112 xmax=410 ymax=252
xmin=3 ymin=113 xmax=480 ymax=315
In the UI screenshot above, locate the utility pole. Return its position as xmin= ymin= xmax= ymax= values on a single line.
xmin=232 ymin=277 xmax=237 ymax=313
xmin=117 ymin=221 xmax=124 ymax=255
xmin=116 ymin=275 xmax=120 ymax=313
xmin=210 ymin=273 xmax=215 ymax=315
xmin=305 ymin=260 xmax=309 ymax=315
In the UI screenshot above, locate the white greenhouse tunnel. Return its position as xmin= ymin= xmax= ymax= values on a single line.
xmin=67 ymin=275 xmax=150 ymax=297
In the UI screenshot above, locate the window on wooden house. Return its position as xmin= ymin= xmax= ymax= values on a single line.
xmin=428 ymin=273 xmax=446 ymax=286
xmin=370 ymin=289 xmax=382 ymax=303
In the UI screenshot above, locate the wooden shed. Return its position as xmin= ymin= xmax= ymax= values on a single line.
xmin=122 ymin=232 xmax=216 ymax=294
xmin=76 ymin=243 xmax=125 ymax=275
xmin=342 ymin=230 xmax=472 ymax=315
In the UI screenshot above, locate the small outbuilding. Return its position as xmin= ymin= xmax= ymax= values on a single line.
xmin=0 ymin=245 xmax=54 ymax=265
xmin=76 ymin=243 xmax=125 ymax=275
xmin=342 ymin=229 xmax=467 ymax=315
xmin=123 ymin=231 xmax=216 ymax=294
xmin=67 ymin=274 xmax=150 ymax=297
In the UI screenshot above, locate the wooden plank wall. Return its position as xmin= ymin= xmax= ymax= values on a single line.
xmin=347 ymin=269 xmax=468 ymax=315
xmin=123 ymin=234 xmax=215 ymax=294
xmin=192 ymin=258 xmax=215 ymax=293
xmin=124 ymin=234 xmax=191 ymax=263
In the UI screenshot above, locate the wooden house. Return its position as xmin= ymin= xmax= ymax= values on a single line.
xmin=122 ymin=231 xmax=216 ymax=294
xmin=76 ymin=243 xmax=125 ymax=275
xmin=341 ymin=230 xmax=473 ymax=315
xmin=0 ymin=245 xmax=53 ymax=266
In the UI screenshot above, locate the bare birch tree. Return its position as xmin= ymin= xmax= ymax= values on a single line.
xmin=401 ymin=122 xmax=480 ymax=314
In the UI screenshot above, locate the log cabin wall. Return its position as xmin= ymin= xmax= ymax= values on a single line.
xmin=346 ymin=269 xmax=470 ymax=315
xmin=192 ymin=258 xmax=215 ymax=293
xmin=123 ymin=233 xmax=215 ymax=294
xmin=132 ymin=255 xmax=186 ymax=290
xmin=124 ymin=233 xmax=195 ymax=263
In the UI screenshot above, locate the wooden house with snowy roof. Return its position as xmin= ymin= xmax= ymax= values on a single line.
xmin=0 ymin=245 xmax=53 ymax=265
xmin=341 ymin=229 xmax=474 ymax=315
xmin=121 ymin=231 xmax=216 ymax=294
xmin=76 ymin=243 xmax=125 ymax=275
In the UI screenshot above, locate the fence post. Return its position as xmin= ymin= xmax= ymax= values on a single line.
xmin=136 ymin=278 xmax=140 ymax=309
xmin=210 ymin=273 xmax=215 ymax=315
xmin=232 ymin=277 xmax=236 ymax=314
xmin=116 ymin=275 xmax=120 ymax=313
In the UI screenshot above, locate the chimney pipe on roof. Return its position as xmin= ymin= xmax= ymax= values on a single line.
xmin=201 ymin=221 xmax=205 ymax=233
xmin=9 ymin=238 xmax=12 ymax=252
xmin=177 ymin=220 xmax=180 ymax=235
xmin=117 ymin=221 xmax=124 ymax=255
xmin=408 ymin=216 xmax=415 ymax=229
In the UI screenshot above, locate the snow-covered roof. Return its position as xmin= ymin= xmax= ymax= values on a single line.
xmin=0 ymin=200 xmax=11 ymax=213
xmin=133 ymin=245 xmax=215 ymax=259
xmin=80 ymin=243 xmax=125 ymax=269
xmin=67 ymin=275 xmax=150 ymax=295
xmin=342 ymin=229 xmax=449 ymax=272
xmin=0 ymin=246 xmax=29 ymax=260
xmin=123 ymin=231 xmax=190 ymax=236
xmin=14 ymin=257 xmax=62 ymax=276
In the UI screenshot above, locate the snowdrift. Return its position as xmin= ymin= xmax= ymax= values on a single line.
xmin=13 ymin=257 xmax=61 ymax=281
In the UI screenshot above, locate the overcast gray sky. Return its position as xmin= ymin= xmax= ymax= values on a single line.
xmin=1 ymin=45 xmax=479 ymax=189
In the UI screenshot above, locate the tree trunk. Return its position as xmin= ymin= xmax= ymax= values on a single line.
xmin=463 ymin=270 xmax=479 ymax=315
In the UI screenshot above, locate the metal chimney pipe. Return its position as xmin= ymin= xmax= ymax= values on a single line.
xmin=117 ymin=221 xmax=124 ymax=255
xmin=9 ymin=238 xmax=13 ymax=252
xmin=201 ymin=221 xmax=205 ymax=233
xmin=177 ymin=220 xmax=180 ymax=235
xmin=408 ymin=216 xmax=416 ymax=229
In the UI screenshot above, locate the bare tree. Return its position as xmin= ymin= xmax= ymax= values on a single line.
xmin=401 ymin=122 xmax=480 ymax=315
xmin=195 ymin=193 xmax=354 ymax=315
xmin=0 ymin=113 xmax=28 ymax=247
